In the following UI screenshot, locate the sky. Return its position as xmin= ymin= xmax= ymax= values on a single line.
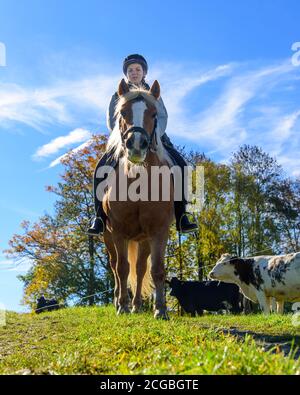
xmin=0 ymin=0 xmax=300 ymax=312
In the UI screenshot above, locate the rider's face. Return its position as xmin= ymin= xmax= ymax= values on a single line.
xmin=126 ymin=63 xmax=145 ymax=85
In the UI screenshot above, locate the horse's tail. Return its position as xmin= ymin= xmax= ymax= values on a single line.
xmin=128 ymin=241 xmax=153 ymax=298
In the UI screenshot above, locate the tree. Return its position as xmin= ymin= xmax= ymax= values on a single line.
xmin=269 ymin=177 xmax=300 ymax=252
xmin=231 ymin=145 xmax=282 ymax=255
xmin=5 ymin=134 xmax=114 ymax=309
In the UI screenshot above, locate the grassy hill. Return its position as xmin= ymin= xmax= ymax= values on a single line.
xmin=0 ymin=306 xmax=300 ymax=375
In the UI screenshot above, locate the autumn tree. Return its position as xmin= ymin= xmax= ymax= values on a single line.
xmin=5 ymin=134 xmax=113 ymax=309
xmin=231 ymin=145 xmax=282 ymax=255
xmin=269 ymin=177 xmax=300 ymax=252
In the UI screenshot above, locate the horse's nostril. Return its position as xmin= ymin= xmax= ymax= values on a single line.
xmin=126 ymin=138 xmax=134 ymax=149
xmin=141 ymin=139 xmax=148 ymax=149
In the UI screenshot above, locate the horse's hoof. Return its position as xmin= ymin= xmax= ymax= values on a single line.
xmin=154 ymin=310 xmax=169 ymax=320
xmin=131 ymin=306 xmax=142 ymax=314
xmin=117 ymin=306 xmax=130 ymax=315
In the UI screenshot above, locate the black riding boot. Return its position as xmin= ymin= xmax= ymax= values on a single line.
xmin=162 ymin=134 xmax=198 ymax=233
xmin=87 ymin=150 xmax=116 ymax=236
xmin=87 ymin=205 xmax=106 ymax=236
xmin=174 ymin=201 xmax=198 ymax=233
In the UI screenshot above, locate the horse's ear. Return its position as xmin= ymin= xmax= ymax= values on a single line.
xmin=118 ymin=79 xmax=129 ymax=96
xmin=150 ymin=80 xmax=160 ymax=99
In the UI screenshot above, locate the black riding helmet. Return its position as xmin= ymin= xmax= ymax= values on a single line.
xmin=123 ymin=54 xmax=148 ymax=75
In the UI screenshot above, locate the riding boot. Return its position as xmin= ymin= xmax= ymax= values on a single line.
xmin=174 ymin=201 xmax=198 ymax=233
xmin=87 ymin=150 xmax=114 ymax=236
xmin=87 ymin=203 xmax=107 ymax=236
xmin=161 ymin=136 xmax=198 ymax=233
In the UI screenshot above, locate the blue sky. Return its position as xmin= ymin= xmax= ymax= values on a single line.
xmin=1 ymin=0 xmax=300 ymax=312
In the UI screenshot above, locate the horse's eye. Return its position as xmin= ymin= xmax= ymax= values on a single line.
xmin=121 ymin=110 xmax=126 ymax=118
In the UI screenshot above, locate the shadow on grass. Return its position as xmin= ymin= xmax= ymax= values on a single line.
xmin=218 ymin=327 xmax=300 ymax=359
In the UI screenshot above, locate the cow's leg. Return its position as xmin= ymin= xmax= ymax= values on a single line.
xmin=257 ymin=293 xmax=270 ymax=314
xmin=276 ymin=300 xmax=284 ymax=314
xmin=112 ymin=234 xmax=130 ymax=314
xmin=270 ymin=297 xmax=277 ymax=313
xmin=150 ymin=232 xmax=169 ymax=320
xmin=231 ymin=297 xmax=241 ymax=314
xmin=132 ymin=240 xmax=151 ymax=314
xmin=104 ymin=231 xmax=119 ymax=310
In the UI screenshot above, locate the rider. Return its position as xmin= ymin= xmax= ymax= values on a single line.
xmin=88 ymin=54 xmax=198 ymax=235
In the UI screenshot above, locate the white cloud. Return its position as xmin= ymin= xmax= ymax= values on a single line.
xmin=0 ymin=75 xmax=119 ymax=131
xmin=1 ymin=59 xmax=300 ymax=176
xmin=0 ymin=257 xmax=33 ymax=272
xmin=49 ymin=139 xmax=94 ymax=168
xmin=33 ymin=128 xmax=92 ymax=160
xmin=271 ymin=110 xmax=300 ymax=145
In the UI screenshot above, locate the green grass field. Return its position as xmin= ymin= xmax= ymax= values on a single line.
xmin=0 ymin=306 xmax=300 ymax=375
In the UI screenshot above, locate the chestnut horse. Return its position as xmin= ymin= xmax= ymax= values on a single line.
xmin=101 ymin=79 xmax=174 ymax=319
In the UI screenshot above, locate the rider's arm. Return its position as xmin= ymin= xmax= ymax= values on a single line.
xmin=156 ymin=96 xmax=168 ymax=137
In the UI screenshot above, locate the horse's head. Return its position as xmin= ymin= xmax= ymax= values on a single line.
xmin=116 ymin=79 xmax=160 ymax=164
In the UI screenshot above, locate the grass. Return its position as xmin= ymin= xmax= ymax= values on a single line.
xmin=0 ymin=305 xmax=300 ymax=375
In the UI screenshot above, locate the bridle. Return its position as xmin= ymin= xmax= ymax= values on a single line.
xmin=120 ymin=97 xmax=158 ymax=154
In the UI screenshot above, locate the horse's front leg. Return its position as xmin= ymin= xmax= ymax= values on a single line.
xmin=103 ymin=231 xmax=119 ymax=311
xmin=113 ymin=235 xmax=130 ymax=314
xmin=150 ymin=232 xmax=169 ymax=320
xmin=132 ymin=241 xmax=150 ymax=314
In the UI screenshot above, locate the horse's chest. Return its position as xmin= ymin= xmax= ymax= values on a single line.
xmin=107 ymin=200 xmax=172 ymax=238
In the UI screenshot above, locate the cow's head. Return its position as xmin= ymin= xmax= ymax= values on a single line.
xmin=167 ymin=277 xmax=183 ymax=297
xmin=209 ymin=254 xmax=237 ymax=282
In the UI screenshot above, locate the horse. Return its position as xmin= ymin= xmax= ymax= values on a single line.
xmin=101 ymin=79 xmax=174 ymax=319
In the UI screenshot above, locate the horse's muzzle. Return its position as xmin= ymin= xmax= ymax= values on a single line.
xmin=125 ymin=128 xmax=150 ymax=163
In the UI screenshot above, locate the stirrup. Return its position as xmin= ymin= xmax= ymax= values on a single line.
xmin=87 ymin=217 xmax=105 ymax=236
xmin=177 ymin=213 xmax=198 ymax=234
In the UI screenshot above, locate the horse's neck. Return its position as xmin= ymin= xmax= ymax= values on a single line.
xmin=146 ymin=151 xmax=169 ymax=167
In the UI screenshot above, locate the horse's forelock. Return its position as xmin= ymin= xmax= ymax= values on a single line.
xmin=114 ymin=89 xmax=157 ymax=118
xmin=108 ymin=88 xmax=173 ymax=166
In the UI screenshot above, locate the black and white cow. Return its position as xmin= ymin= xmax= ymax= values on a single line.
xmin=167 ymin=277 xmax=242 ymax=316
xmin=209 ymin=252 xmax=300 ymax=314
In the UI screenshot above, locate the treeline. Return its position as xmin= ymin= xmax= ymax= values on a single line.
xmin=5 ymin=135 xmax=300 ymax=309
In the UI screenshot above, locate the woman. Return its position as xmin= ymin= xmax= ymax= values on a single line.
xmin=88 ymin=54 xmax=198 ymax=235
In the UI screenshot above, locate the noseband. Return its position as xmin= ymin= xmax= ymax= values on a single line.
xmin=121 ymin=115 xmax=158 ymax=153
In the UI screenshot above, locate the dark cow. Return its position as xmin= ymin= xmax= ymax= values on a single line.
xmin=36 ymin=296 xmax=60 ymax=314
xmin=167 ymin=277 xmax=242 ymax=317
